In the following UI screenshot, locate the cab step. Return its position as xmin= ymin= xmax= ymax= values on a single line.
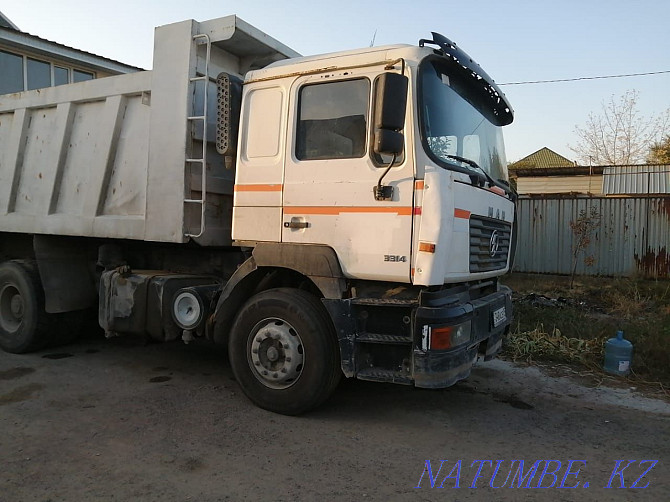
xmin=356 ymin=333 xmax=413 ymax=344
xmin=356 ymin=367 xmax=413 ymax=385
xmin=350 ymin=297 xmax=417 ymax=307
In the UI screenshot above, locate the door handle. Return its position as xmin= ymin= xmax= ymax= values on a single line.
xmin=284 ymin=218 xmax=309 ymax=229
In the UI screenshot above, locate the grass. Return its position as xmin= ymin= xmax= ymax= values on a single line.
xmin=501 ymin=273 xmax=670 ymax=389
xmin=505 ymin=326 xmax=604 ymax=370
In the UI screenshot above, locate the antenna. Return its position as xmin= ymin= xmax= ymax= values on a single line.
xmin=369 ymin=29 xmax=377 ymax=47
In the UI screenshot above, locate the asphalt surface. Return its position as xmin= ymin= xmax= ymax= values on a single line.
xmin=1 ymin=333 xmax=668 ymax=501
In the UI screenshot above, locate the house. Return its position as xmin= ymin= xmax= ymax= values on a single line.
xmin=0 ymin=10 xmax=141 ymax=96
xmin=509 ymin=147 xmax=670 ymax=195
xmin=508 ymin=147 xmax=604 ymax=195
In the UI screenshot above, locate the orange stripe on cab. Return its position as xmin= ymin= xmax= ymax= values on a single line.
xmin=454 ymin=208 xmax=471 ymax=219
xmin=234 ymin=184 xmax=283 ymax=192
xmin=283 ymin=206 xmax=414 ymax=216
xmin=415 ymin=180 xmax=425 ymax=190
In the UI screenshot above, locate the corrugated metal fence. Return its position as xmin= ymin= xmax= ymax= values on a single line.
xmin=513 ymin=196 xmax=670 ymax=278
xmin=603 ymin=165 xmax=670 ymax=195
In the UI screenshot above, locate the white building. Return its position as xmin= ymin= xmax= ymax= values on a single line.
xmin=0 ymin=10 xmax=140 ymax=95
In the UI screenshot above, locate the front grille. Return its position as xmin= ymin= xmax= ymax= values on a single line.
xmin=469 ymin=216 xmax=511 ymax=272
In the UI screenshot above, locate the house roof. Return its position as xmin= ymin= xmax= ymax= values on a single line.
xmin=0 ymin=10 xmax=18 ymax=30
xmin=0 ymin=25 xmax=143 ymax=74
xmin=510 ymin=147 xmax=575 ymax=170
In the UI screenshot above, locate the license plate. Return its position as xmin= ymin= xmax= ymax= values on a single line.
xmin=492 ymin=306 xmax=506 ymax=328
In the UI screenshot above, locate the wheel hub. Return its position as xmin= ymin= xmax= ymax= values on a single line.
xmin=0 ymin=284 xmax=24 ymax=333
xmin=248 ymin=318 xmax=304 ymax=389
xmin=10 ymin=294 xmax=24 ymax=318
xmin=266 ymin=346 xmax=279 ymax=362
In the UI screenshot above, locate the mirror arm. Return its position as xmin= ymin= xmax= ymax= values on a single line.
xmin=373 ymin=154 xmax=397 ymax=201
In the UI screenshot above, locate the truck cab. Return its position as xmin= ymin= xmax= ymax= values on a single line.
xmin=224 ymin=33 xmax=515 ymax=405
xmin=234 ymin=37 xmax=514 ymax=284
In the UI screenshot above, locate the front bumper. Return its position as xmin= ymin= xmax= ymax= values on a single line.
xmin=412 ymin=285 xmax=512 ymax=388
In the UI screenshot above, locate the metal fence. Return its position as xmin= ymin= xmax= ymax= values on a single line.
xmin=512 ymin=196 xmax=670 ymax=278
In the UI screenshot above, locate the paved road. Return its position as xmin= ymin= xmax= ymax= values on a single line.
xmin=1 ymin=334 xmax=668 ymax=501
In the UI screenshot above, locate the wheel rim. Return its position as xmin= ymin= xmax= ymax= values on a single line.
xmin=0 ymin=284 xmax=24 ymax=334
xmin=247 ymin=317 xmax=304 ymax=390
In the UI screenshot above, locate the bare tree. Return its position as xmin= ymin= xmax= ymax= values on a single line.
xmin=569 ymin=206 xmax=601 ymax=289
xmin=570 ymin=90 xmax=670 ymax=165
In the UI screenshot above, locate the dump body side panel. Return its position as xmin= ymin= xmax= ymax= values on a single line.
xmin=0 ymin=72 xmax=154 ymax=240
xmin=0 ymin=16 xmax=298 ymax=246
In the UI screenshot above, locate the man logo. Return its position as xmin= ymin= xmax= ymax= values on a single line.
xmin=489 ymin=230 xmax=500 ymax=257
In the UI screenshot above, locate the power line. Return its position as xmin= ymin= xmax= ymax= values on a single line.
xmin=499 ymin=70 xmax=670 ymax=86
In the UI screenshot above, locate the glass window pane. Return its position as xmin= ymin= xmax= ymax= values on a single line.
xmin=54 ymin=66 xmax=69 ymax=86
xmin=419 ymin=58 xmax=508 ymax=180
xmin=0 ymin=50 xmax=24 ymax=94
xmin=296 ymin=79 xmax=369 ymax=160
xmin=73 ymin=70 xmax=94 ymax=83
xmin=27 ymin=58 xmax=51 ymax=90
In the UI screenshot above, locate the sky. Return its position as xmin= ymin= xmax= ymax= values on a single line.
xmin=2 ymin=0 xmax=669 ymax=163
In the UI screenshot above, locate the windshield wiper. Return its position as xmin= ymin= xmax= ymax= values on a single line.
xmin=444 ymin=154 xmax=512 ymax=196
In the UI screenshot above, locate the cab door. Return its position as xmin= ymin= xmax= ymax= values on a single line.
xmin=282 ymin=71 xmax=414 ymax=282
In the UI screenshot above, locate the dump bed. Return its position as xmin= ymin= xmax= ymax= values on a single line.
xmin=0 ymin=16 xmax=298 ymax=246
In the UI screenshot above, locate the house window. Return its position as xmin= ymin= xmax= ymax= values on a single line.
xmin=0 ymin=50 xmax=24 ymax=94
xmin=0 ymin=50 xmax=97 ymax=95
xmin=296 ymin=78 xmax=369 ymax=160
xmin=27 ymin=58 xmax=51 ymax=90
xmin=54 ymin=66 xmax=69 ymax=86
xmin=73 ymin=69 xmax=94 ymax=83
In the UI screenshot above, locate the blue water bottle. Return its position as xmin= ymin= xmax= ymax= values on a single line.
xmin=603 ymin=330 xmax=632 ymax=376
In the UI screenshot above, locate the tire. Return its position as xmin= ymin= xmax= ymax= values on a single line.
xmin=228 ymin=288 xmax=341 ymax=415
xmin=0 ymin=260 xmax=51 ymax=353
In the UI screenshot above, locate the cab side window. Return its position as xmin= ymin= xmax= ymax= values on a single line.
xmin=296 ymin=78 xmax=370 ymax=160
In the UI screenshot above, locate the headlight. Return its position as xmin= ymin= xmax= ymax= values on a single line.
xmin=172 ymin=290 xmax=204 ymax=330
xmin=422 ymin=320 xmax=472 ymax=350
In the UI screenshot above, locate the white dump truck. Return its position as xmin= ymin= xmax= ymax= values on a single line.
xmin=0 ymin=15 xmax=516 ymax=414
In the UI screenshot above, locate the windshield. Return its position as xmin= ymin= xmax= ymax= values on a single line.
xmin=419 ymin=57 xmax=509 ymax=182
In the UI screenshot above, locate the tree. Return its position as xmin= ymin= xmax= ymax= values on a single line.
xmin=569 ymin=206 xmax=601 ymax=288
xmin=570 ymin=90 xmax=670 ymax=165
xmin=647 ymin=135 xmax=670 ymax=164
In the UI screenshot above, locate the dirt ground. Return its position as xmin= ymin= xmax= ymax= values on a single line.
xmin=1 ymin=332 xmax=668 ymax=501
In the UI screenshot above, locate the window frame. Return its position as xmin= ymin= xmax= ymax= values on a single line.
xmin=26 ymin=57 xmax=52 ymax=91
xmin=417 ymin=54 xmax=509 ymax=181
xmin=72 ymin=68 xmax=95 ymax=83
xmin=0 ymin=48 xmax=97 ymax=94
xmin=54 ymin=66 xmax=70 ymax=86
xmin=0 ymin=49 xmax=25 ymax=94
xmin=295 ymin=76 xmax=371 ymax=162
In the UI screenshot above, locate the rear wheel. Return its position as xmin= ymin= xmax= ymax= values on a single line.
xmin=0 ymin=260 xmax=51 ymax=353
xmin=228 ymin=288 xmax=341 ymax=415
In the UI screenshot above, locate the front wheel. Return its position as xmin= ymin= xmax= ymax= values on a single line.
xmin=228 ymin=288 xmax=341 ymax=415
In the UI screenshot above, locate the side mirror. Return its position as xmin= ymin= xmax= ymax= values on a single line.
xmin=373 ymin=72 xmax=408 ymax=156
xmin=374 ymin=128 xmax=404 ymax=155
xmin=372 ymin=72 xmax=408 ymax=201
